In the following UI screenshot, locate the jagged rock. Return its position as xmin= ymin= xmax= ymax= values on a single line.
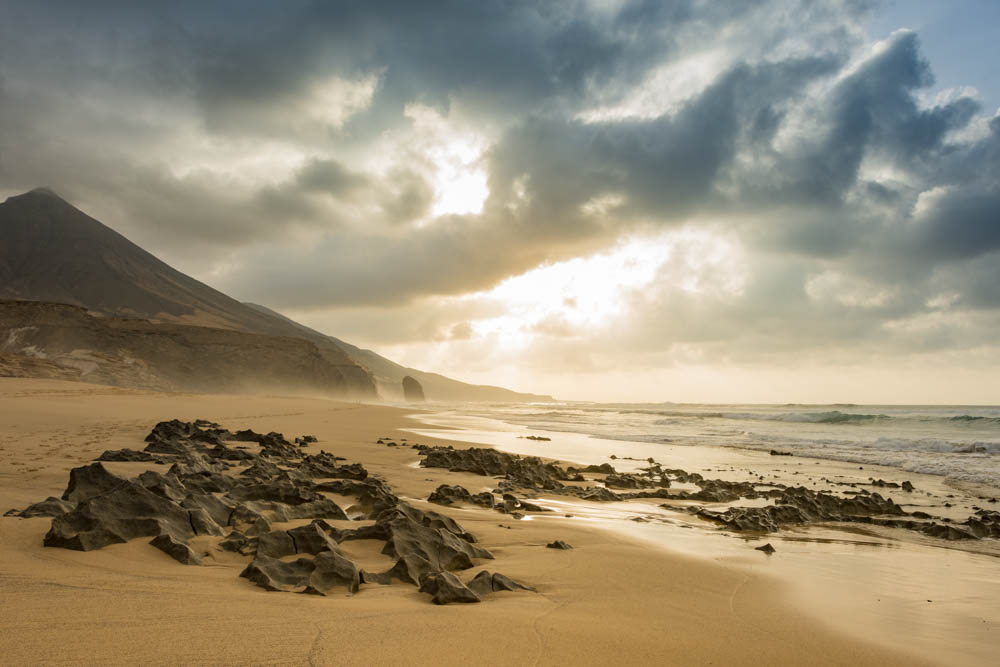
xmin=466 ymin=570 xmax=537 ymax=597
xmin=360 ymin=570 xmax=392 ymax=585
xmin=420 ymin=446 xmax=570 ymax=490
xmin=901 ymin=481 xmax=915 ymax=492
xmin=257 ymin=530 xmax=298 ymax=559
xmin=226 ymin=480 xmax=323 ymax=506
xmin=546 ymin=540 xmax=573 ymax=550
xmin=219 ymin=531 xmax=254 ymax=555
xmin=674 ymin=479 xmax=760 ymax=503
xmin=697 ymin=486 xmax=906 ymax=533
xmin=499 ymin=493 xmax=551 ymax=513
xmin=418 ymin=571 xmax=480 ymax=604
xmin=604 ymin=473 xmax=663 ymax=490
xmin=227 ymin=503 xmax=272 ymax=536
xmin=241 ymin=552 xmax=359 ymax=594
xmin=61 ymin=462 xmax=130 ymax=503
xmin=307 ymin=550 xmax=361 ymax=594
xmin=96 ymin=449 xmax=155 ymax=462
xmin=378 ymin=506 xmax=493 ymax=582
xmin=45 ymin=481 xmax=195 ymax=551
xmin=180 ymin=493 xmax=233 ymax=527
xmin=137 ymin=470 xmax=188 ymax=502
xmin=755 ymin=543 xmax=776 ymax=554
xmin=150 ymin=534 xmax=202 ymax=565
xmin=568 ymin=463 xmax=617 ymax=475
xmin=576 ymin=487 xmax=619 ymax=502
xmin=525 ymin=435 xmax=551 ymax=441
xmin=13 ymin=496 xmax=74 ymax=518
xmin=287 ymin=522 xmax=341 ymax=555
xmin=428 ymin=484 xmax=473 ymax=506
xmin=769 ymin=450 xmax=793 ymax=456
xmin=281 ymin=498 xmax=350 ymax=521
xmin=402 ymin=375 xmax=426 ymax=402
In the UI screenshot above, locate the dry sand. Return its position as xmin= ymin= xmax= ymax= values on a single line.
xmin=0 ymin=378 xmax=940 ymax=666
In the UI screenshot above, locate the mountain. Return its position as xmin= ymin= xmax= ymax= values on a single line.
xmin=0 ymin=300 xmax=376 ymax=396
xmin=243 ymin=303 xmax=554 ymax=402
xmin=0 ymin=187 xmax=552 ymax=402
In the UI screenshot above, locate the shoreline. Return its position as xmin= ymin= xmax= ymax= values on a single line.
xmin=404 ymin=408 xmax=1000 ymax=664
xmin=0 ymin=378 xmax=984 ymax=665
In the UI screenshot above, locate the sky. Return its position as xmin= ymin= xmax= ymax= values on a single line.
xmin=1 ymin=0 xmax=998 ymax=404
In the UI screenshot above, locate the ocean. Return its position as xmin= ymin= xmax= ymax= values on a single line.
xmin=452 ymin=402 xmax=1000 ymax=490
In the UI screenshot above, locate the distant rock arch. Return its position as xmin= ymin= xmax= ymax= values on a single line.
xmin=402 ymin=375 xmax=425 ymax=402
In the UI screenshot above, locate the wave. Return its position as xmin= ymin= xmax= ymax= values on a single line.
xmin=631 ymin=409 xmax=890 ymax=424
xmin=949 ymin=415 xmax=1000 ymax=424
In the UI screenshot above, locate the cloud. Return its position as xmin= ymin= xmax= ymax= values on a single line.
xmin=1 ymin=0 xmax=999 ymax=398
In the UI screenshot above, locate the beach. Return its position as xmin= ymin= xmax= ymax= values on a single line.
xmin=1 ymin=378 xmax=993 ymax=665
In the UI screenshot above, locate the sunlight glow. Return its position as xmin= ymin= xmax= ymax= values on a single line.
xmin=403 ymin=104 xmax=490 ymax=217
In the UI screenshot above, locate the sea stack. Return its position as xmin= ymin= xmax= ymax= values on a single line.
xmin=402 ymin=376 xmax=425 ymax=402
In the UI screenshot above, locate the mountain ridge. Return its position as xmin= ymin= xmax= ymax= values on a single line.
xmin=0 ymin=187 xmax=552 ymax=402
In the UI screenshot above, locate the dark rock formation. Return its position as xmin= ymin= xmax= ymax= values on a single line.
xmin=11 ymin=496 xmax=74 ymax=518
xmin=151 ymin=534 xmax=203 ymax=565
xmin=240 ymin=552 xmax=359 ymax=595
xmin=402 ymin=375 xmax=425 ymax=402
xmin=427 ymin=484 xmax=494 ymax=508
xmin=696 ymin=486 xmax=906 ymax=533
xmin=755 ymin=543 xmax=776 ymax=554
xmin=546 ymin=540 xmax=573 ymax=550
xmin=466 ymin=570 xmax=537 ymax=597
xmin=97 ymin=449 xmax=156 ymax=462
xmin=25 ymin=418 xmax=520 ymax=605
xmin=418 ymin=571 xmax=480 ymax=604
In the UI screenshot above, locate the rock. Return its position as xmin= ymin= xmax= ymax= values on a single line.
xmin=901 ymin=481 xmax=915 ymax=492
xmin=420 ymin=446 xmax=571 ymax=490
xmin=60 ymin=462 xmax=130 ymax=504
xmin=219 ymin=531 xmax=254 ymax=555
xmin=402 ymin=375 xmax=425 ymax=402
xmin=256 ymin=530 xmax=298 ymax=559
xmin=466 ymin=570 xmax=537 ymax=597
xmin=546 ymin=540 xmax=573 ymax=550
xmin=308 ymin=550 xmax=361 ymax=594
xmin=150 ymin=534 xmax=202 ymax=565
xmin=755 ymin=543 xmax=776 ymax=554
xmin=568 ymin=463 xmax=616 ymax=475
xmin=45 ymin=480 xmax=195 ymax=551
xmin=287 ymin=522 xmax=341 ymax=555
xmin=696 ymin=486 xmax=906 ymax=533
xmin=29 ymin=419 xmax=519 ymax=603
xmin=241 ymin=552 xmax=359 ymax=594
xmin=525 ymin=435 xmax=551 ymax=441
xmin=576 ymin=487 xmax=619 ymax=502
xmin=96 ymin=449 xmax=156 ymax=462
xmin=418 ymin=571 xmax=480 ymax=604
xmin=490 ymin=572 xmax=536 ymax=592
xmin=428 ymin=484 xmax=473 ymax=506
xmin=769 ymin=450 xmax=793 ymax=456
xmin=12 ymin=496 xmax=74 ymax=518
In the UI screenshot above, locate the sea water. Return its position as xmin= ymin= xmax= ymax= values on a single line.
xmin=446 ymin=403 xmax=1000 ymax=491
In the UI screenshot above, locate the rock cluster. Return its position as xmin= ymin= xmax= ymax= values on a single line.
xmin=11 ymin=420 xmax=535 ymax=604
xmin=417 ymin=443 xmax=997 ymax=544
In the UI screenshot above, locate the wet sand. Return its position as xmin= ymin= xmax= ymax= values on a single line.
xmin=0 ymin=378 xmax=978 ymax=665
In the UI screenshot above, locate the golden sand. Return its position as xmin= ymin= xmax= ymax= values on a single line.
xmin=0 ymin=378 xmax=942 ymax=665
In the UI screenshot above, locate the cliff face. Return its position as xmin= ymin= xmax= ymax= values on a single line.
xmin=0 ymin=300 xmax=376 ymax=397
xmin=0 ymin=187 xmax=553 ymax=402
xmin=402 ymin=375 xmax=426 ymax=402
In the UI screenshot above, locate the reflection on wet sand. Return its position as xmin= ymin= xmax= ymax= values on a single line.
xmin=406 ymin=411 xmax=1000 ymax=667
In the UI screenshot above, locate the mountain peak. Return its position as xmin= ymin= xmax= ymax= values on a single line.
xmin=28 ymin=186 xmax=60 ymax=197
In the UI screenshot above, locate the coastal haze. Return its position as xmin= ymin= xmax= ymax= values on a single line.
xmin=1 ymin=1 xmax=999 ymax=666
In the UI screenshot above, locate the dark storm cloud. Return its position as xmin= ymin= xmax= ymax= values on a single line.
xmin=1 ymin=0 xmax=998 ymax=362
